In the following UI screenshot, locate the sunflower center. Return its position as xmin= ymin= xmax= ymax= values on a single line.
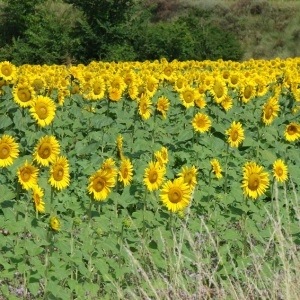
xmin=53 ymin=166 xmax=64 ymax=181
xmin=36 ymin=102 xmax=48 ymax=119
xmin=93 ymin=82 xmax=102 ymax=95
xmin=149 ymin=170 xmax=158 ymax=183
xmin=265 ymin=106 xmax=273 ymax=119
xmin=122 ymin=168 xmax=128 ymax=178
xmin=248 ymin=173 xmax=261 ymax=191
xmin=21 ymin=168 xmax=31 ymax=182
xmin=176 ymin=79 xmax=183 ymax=89
xmin=213 ymin=81 xmax=224 ymax=98
xmin=164 ymin=67 xmax=172 ymax=77
xmin=17 ymin=88 xmax=31 ymax=102
xmin=184 ymin=173 xmax=193 ymax=185
xmin=183 ymin=91 xmax=194 ymax=103
xmin=34 ymin=194 xmax=41 ymax=205
xmin=196 ymin=118 xmax=206 ymax=128
xmin=38 ymin=143 xmax=51 ymax=159
xmin=244 ymin=86 xmax=253 ymax=99
xmin=1 ymin=65 xmax=12 ymax=76
xmin=93 ymin=177 xmax=105 ymax=192
xmin=231 ymin=130 xmax=239 ymax=142
xmin=147 ymin=82 xmax=155 ymax=92
xmin=0 ymin=143 xmax=10 ymax=159
xmin=287 ymin=125 xmax=297 ymax=135
xmin=32 ymin=79 xmax=44 ymax=90
xmin=276 ymin=167 xmax=283 ymax=176
xmin=231 ymin=75 xmax=238 ymax=85
xmin=168 ymin=187 xmax=182 ymax=204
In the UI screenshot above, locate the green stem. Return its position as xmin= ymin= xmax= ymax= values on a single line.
xmin=224 ymin=143 xmax=229 ymax=194
xmin=106 ymin=99 xmax=111 ymax=117
xmin=142 ymin=188 xmax=148 ymax=239
xmin=88 ymin=195 xmax=93 ymax=228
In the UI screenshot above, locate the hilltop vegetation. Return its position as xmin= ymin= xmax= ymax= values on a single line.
xmin=0 ymin=0 xmax=300 ymax=64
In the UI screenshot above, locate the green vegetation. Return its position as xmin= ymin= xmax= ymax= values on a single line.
xmin=2 ymin=0 xmax=299 ymax=64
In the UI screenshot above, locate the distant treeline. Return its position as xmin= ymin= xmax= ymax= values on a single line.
xmin=0 ymin=0 xmax=243 ymax=65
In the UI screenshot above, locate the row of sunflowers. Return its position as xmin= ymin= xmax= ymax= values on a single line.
xmin=0 ymin=57 xmax=300 ymax=232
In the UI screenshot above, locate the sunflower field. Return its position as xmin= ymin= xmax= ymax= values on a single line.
xmin=0 ymin=57 xmax=300 ymax=299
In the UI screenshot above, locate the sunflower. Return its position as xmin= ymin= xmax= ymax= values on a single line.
xmin=50 ymin=216 xmax=60 ymax=231
xmin=116 ymin=135 xmax=124 ymax=160
xmin=32 ymin=185 xmax=45 ymax=213
xmin=240 ymin=83 xmax=256 ymax=103
xmin=145 ymin=75 xmax=159 ymax=97
xmin=143 ymin=161 xmax=166 ymax=191
xmin=108 ymin=87 xmax=123 ymax=102
xmin=13 ymin=83 xmax=35 ymax=108
xmin=0 ymin=61 xmax=17 ymax=82
xmin=30 ymin=95 xmax=56 ymax=127
xmin=178 ymin=165 xmax=197 ymax=190
xmin=180 ymin=87 xmax=196 ymax=108
xmin=101 ymin=158 xmax=118 ymax=183
xmin=156 ymin=96 xmax=170 ymax=119
xmin=17 ymin=161 xmax=39 ymax=190
xmin=49 ymin=156 xmax=70 ymax=190
xmin=195 ymin=96 xmax=207 ymax=109
xmin=160 ymin=178 xmax=191 ymax=213
xmin=155 ymin=146 xmax=169 ymax=165
xmin=211 ymin=159 xmax=223 ymax=179
xmin=138 ymin=94 xmax=152 ymax=120
xmin=118 ymin=158 xmax=133 ymax=186
xmin=273 ymin=159 xmax=288 ymax=183
xmin=33 ymin=136 xmax=60 ymax=166
xmin=210 ymin=78 xmax=227 ymax=104
xmin=225 ymin=121 xmax=245 ymax=148
xmin=241 ymin=162 xmax=269 ymax=199
xmin=192 ymin=113 xmax=211 ymax=133
xmin=284 ymin=122 xmax=300 ymax=142
xmin=88 ymin=169 xmax=115 ymax=201
xmin=262 ymin=96 xmax=280 ymax=125
xmin=0 ymin=135 xmax=19 ymax=167
xmin=89 ymin=77 xmax=106 ymax=100
xmin=221 ymin=95 xmax=233 ymax=112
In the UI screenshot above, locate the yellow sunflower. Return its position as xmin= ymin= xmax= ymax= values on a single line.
xmin=116 ymin=135 xmax=124 ymax=160
xmin=143 ymin=161 xmax=166 ymax=191
xmin=156 ymin=96 xmax=170 ymax=119
xmin=88 ymin=169 xmax=115 ymax=201
xmin=210 ymin=78 xmax=227 ymax=104
xmin=284 ymin=122 xmax=300 ymax=142
xmin=180 ymin=86 xmax=196 ymax=108
xmin=49 ymin=156 xmax=70 ymax=190
xmin=0 ymin=61 xmax=17 ymax=82
xmin=118 ymin=158 xmax=133 ymax=186
xmin=211 ymin=159 xmax=223 ymax=179
xmin=155 ymin=146 xmax=169 ymax=165
xmin=221 ymin=95 xmax=233 ymax=112
xmin=33 ymin=136 xmax=60 ymax=166
xmin=13 ymin=83 xmax=35 ymax=108
xmin=225 ymin=121 xmax=245 ymax=148
xmin=30 ymin=95 xmax=56 ymax=127
xmin=178 ymin=165 xmax=197 ymax=190
xmin=50 ymin=216 xmax=60 ymax=231
xmin=17 ymin=161 xmax=39 ymax=190
xmin=192 ymin=113 xmax=211 ymax=133
xmin=108 ymin=87 xmax=123 ymax=102
xmin=273 ymin=159 xmax=288 ymax=183
xmin=160 ymin=178 xmax=191 ymax=213
xmin=32 ymin=185 xmax=45 ymax=213
xmin=101 ymin=158 xmax=118 ymax=183
xmin=0 ymin=135 xmax=19 ymax=167
xmin=195 ymin=96 xmax=207 ymax=109
xmin=138 ymin=94 xmax=152 ymax=120
xmin=88 ymin=77 xmax=106 ymax=100
xmin=262 ymin=97 xmax=280 ymax=125
xmin=241 ymin=162 xmax=269 ymax=199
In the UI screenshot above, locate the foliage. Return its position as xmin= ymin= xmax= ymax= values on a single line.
xmin=0 ymin=57 xmax=300 ymax=298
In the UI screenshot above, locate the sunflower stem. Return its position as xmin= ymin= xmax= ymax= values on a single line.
xmin=151 ymin=109 xmax=157 ymax=149
xmin=88 ymin=194 xmax=93 ymax=228
xmin=106 ymin=98 xmax=111 ymax=117
xmin=224 ymin=143 xmax=229 ymax=194
xmin=142 ymin=188 xmax=148 ymax=239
